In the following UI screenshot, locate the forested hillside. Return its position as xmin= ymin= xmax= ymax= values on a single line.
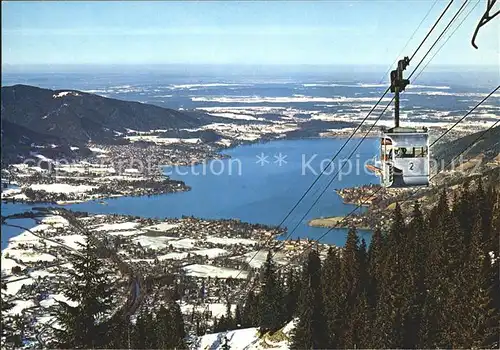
xmin=214 ymin=178 xmax=500 ymax=349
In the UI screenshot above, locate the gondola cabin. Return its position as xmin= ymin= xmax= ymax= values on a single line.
xmin=379 ymin=126 xmax=430 ymax=188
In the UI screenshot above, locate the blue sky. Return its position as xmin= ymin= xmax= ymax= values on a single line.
xmin=2 ymin=1 xmax=499 ymax=67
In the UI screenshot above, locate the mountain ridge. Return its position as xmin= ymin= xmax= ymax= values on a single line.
xmin=0 ymin=84 xmax=222 ymax=163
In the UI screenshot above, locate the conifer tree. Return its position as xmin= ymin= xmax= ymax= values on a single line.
xmin=234 ymin=304 xmax=243 ymax=329
xmin=372 ymin=203 xmax=413 ymax=348
xmin=132 ymin=312 xmax=148 ymax=349
xmin=242 ymin=291 xmax=259 ymax=328
xmin=285 ymin=268 xmax=300 ymax=321
xmin=155 ymin=305 xmax=172 ymax=349
xmin=258 ymin=251 xmax=283 ymax=333
xmin=291 ymin=250 xmax=327 ymax=349
xmin=402 ymin=201 xmax=427 ymax=348
xmin=339 ymin=227 xmax=363 ymax=348
xmin=367 ymin=228 xmax=384 ymax=317
xmin=321 ymin=247 xmax=342 ymax=348
xmin=290 ymin=277 xmax=314 ymax=349
xmin=54 ymin=241 xmax=115 ymax=349
xmin=169 ymin=301 xmax=187 ymax=349
xmin=225 ymin=299 xmax=234 ymax=330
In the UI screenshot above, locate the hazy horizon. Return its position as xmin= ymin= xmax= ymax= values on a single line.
xmin=3 ymin=1 xmax=499 ymax=66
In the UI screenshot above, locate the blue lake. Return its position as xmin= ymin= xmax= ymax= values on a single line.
xmin=1 ymin=138 xmax=378 ymax=249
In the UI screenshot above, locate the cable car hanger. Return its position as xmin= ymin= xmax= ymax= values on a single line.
xmin=376 ymin=57 xmax=430 ymax=188
xmin=471 ymin=0 xmax=500 ymax=49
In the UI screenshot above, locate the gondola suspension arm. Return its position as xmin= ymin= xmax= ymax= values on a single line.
xmin=471 ymin=0 xmax=499 ymax=48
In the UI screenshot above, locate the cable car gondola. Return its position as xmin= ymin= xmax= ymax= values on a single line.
xmin=379 ymin=126 xmax=429 ymax=188
xmin=368 ymin=56 xmax=430 ymax=188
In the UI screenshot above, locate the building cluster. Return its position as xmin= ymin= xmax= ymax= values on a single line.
xmin=3 ymin=211 xmax=328 ymax=346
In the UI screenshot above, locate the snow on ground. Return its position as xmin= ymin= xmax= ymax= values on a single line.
xmin=2 ymin=249 xmax=57 ymax=263
xmin=216 ymin=139 xmax=233 ymax=147
xmin=197 ymin=327 xmax=260 ymax=350
xmin=106 ymin=230 xmax=145 ymax=237
xmin=40 ymin=293 xmax=78 ymax=309
xmin=53 ymin=91 xmax=80 ymax=98
xmin=3 ymin=277 xmax=35 ymax=295
xmin=29 ymin=269 xmax=58 ymax=279
xmin=39 ymin=215 xmax=69 ymax=227
xmin=10 ymin=193 xmax=29 ymax=200
xmin=145 ymin=222 xmax=180 ymax=232
xmin=53 ymin=234 xmax=87 ymax=250
xmin=127 ymin=258 xmax=155 ymax=263
xmin=132 ymin=235 xmax=177 ymax=250
xmin=1 ymin=188 xmax=22 ymax=198
xmin=1 ymin=257 xmax=26 ymax=275
xmin=233 ymin=251 xmax=287 ymax=269
xmin=157 ymin=252 xmax=189 ymax=261
xmin=55 ymin=164 xmax=116 ymax=174
xmin=169 ymin=83 xmax=249 ymax=89
xmin=125 ymin=135 xmax=200 ymax=145
xmin=196 ymin=320 xmax=295 ymax=350
xmin=9 ymin=224 xmax=50 ymax=240
xmin=8 ymin=299 xmax=36 ymax=316
xmin=182 ymin=264 xmax=248 ymax=279
xmin=29 ymin=152 xmax=53 ymax=162
xmin=206 ymin=112 xmax=260 ymax=121
xmin=29 ymin=183 xmax=97 ymax=194
xmin=191 ymin=248 xmax=228 ymax=258
xmin=180 ymin=302 xmax=236 ymax=319
xmin=206 ymin=236 xmax=258 ymax=246
xmin=192 ymin=95 xmax=393 ymax=104
xmin=169 ymin=238 xmax=197 ymax=249
xmin=88 ymin=147 xmax=108 ymax=153
xmin=92 ymin=222 xmax=140 ymax=232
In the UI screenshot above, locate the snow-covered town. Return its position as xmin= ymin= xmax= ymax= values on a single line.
xmin=1 ymin=208 xmax=331 ymax=348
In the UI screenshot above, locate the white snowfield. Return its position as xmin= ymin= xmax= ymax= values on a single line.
xmin=29 ymin=183 xmax=97 ymax=194
xmin=180 ymin=302 xmax=237 ymax=319
xmin=191 ymin=95 xmax=393 ymax=104
xmin=145 ymin=222 xmax=180 ymax=232
xmin=233 ymin=250 xmax=288 ymax=269
xmin=88 ymin=147 xmax=108 ymax=153
xmin=132 ymin=235 xmax=177 ymax=250
xmin=1 ymin=257 xmax=26 ymax=275
xmin=206 ymin=236 xmax=258 ymax=246
xmin=40 ymin=215 xmax=70 ymax=226
xmin=8 ymin=299 xmax=36 ymax=316
xmin=169 ymin=83 xmax=249 ymax=89
xmin=205 ymin=112 xmax=260 ymax=121
xmin=124 ymin=168 xmax=140 ymax=174
xmin=3 ymin=277 xmax=35 ymax=295
xmin=169 ymin=238 xmax=197 ymax=249
xmin=182 ymin=264 xmax=248 ymax=279
xmin=191 ymin=248 xmax=228 ymax=258
xmin=39 ymin=293 xmax=78 ymax=309
xmin=1 ymin=188 xmax=22 ymax=198
xmin=53 ymin=91 xmax=80 ymax=98
xmin=92 ymin=222 xmax=140 ymax=232
xmin=157 ymin=252 xmax=190 ymax=261
xmin=106 ymin=230 xmax=146 ymax=237
xmin=53 ymin=234 xmax=87 ymax=250
xmin=196 ymin=320 xmax=295 ymax=350
xmin=125 ymin=135 xmax=200 ymax=145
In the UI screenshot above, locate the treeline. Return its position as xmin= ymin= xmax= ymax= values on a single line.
xmin=227 ymin=179 xmax=499 ymax=348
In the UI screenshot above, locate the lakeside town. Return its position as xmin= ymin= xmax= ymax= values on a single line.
xmin=1 ymin=208 xmax=329 ymax=347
